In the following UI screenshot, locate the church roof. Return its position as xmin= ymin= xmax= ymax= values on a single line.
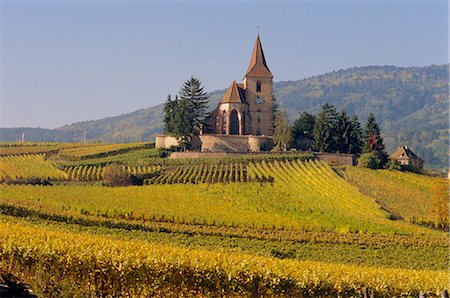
xmin=220 ymin=80 xmax=246 ymax=104
xmin=390 ymin=146 xmax=423 ymax=162
xmin=244 ymin=35 xmax=273 ymax=79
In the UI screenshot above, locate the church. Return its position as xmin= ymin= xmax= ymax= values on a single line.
xmin=206 ymin=34 xmax=274 ymax=137
xmin=156 ymin=35 xmax=275 ymax=152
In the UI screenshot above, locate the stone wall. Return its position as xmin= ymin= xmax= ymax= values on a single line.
xmin=313 ymin=152 xmax=356 ymax=166
xmin=200 ymin=134 xmax=273 ymax=152
xmin=155 ymin=135 xmax=179 ymax=149
xmin=155 ymin=134 xmax=273 ymax=153
xmin=169 ymin=152 xmax=233 ymax=159
xmin=155 ymin=135 xmax=202 ymax=150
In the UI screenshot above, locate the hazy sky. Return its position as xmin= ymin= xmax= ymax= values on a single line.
xmin=1 ymin=1 xmax=448 ymax=128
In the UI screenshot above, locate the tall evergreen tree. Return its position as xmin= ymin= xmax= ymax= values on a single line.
xmin=363 ymin=113 xmax=388 ymax=165
xmin=313 ymin=103 xmax=338 ymax=152
xmin=335 ymin=111 xmax=352 ymax=153
xmin=163 ymin=95 xmax=175 ymax=134
xmin=163 ymin=77 xmax=209 ymax=149
xmin=178 ymin=77 xmax=209 ymax=133
xmin=363 ymin=113 xmax=385 ymax=152
xmin=292 ymin=112 xmax=315 ymax=150
xmin=348 ymin=115 xmax=363 ymax=154
xmin=292 ymin=112 xmax=315 ymax=140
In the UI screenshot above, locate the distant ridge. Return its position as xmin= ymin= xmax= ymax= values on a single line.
xmin=1 ymin=64 xmax=448 ymax=168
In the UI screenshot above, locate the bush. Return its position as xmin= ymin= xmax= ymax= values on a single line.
xmin=357 ymin=152 xmax=382 ymax=169
xmin=400 ymin=164 xmax=424 ymax=174
xmin=103 ymin=164 xmax=131 ymax=186
xmin=130 ymin=172 xmax=160 ymax=186
xmin=386 ymin=159 xmax=401 ymax=171
xmin=4 ymin=177 xmax=52 ymax=186
xmin=156 ymin=149 xmax=169 ymax=158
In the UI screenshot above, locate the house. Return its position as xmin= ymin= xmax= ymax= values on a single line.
xmin=389 ymin=146 xmax=424 ymax=169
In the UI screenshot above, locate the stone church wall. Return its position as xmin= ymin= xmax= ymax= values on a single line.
xmin=155 ymin=134 xmax=273 ymax=153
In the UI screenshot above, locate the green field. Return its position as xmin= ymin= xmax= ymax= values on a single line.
xmin=0 ymin=142 xmax=448 ymax=297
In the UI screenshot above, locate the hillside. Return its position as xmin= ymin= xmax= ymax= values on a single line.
xmin=1 ymin=64 xmax=448 ymax=168
xmin=0 ymin=143 xmax=448 ymax=296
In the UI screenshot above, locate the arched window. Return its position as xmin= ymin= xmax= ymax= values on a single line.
xmin=221 ymin=111 xmax=226 ymax=134
xmin=256 ymin=81 xmax=261 ymax=92
xmin=229 ymin=110 xmax=240 ymax=135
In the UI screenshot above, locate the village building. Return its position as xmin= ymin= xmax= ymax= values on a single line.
xmin=389 ymin=146 xmax=424 ymax=169
xmin=156 ymin=35 xmax=274 ymax=152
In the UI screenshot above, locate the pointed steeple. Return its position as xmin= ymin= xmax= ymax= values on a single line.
xmin=244 ymin=34 xmax=273 ymax=79
xmin=220 ymin=80 xmax=245 ymax=103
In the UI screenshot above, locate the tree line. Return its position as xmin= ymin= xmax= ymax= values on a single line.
xmin=274 ymin=103 xmax=389 ymax=169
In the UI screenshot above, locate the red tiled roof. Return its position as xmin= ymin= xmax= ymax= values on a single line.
xmin=389 ymin=146 xmax=423 ymax=162
xmin=220 ymin=80 xmax=246 ymax=104
xmin=244 ymin=35 xmax=273 ymax=79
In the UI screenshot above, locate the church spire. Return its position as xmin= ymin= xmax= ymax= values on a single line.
xmin=244 ymin=34 xmax=273 ymax=79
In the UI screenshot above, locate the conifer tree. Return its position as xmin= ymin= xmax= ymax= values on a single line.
xmin=291 ymin=112 xmax=315 ymax=150
xmin=313 ymin=103 xmax=338 ymax=152
xmin=335 ymin=111 xmax=352 ymax=153
xmin=163 ymin=77 xmax=209 ymax=149
xmin=292 ymin=112 xmax=315 ymax=140
xmin=348 ymin=115 xmax=363 ymax=154
xmin=178 ymin=76 xmax=209 ymax=132
xmin=363 ymin=113 xmax=388 ymax=166
xmin=363 ymin=113 xmax=385 ymax=152
xmin=163 ymin=95 xmax=175 ymax=134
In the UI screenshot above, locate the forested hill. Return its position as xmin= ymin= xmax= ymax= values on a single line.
xmin=1 ymin=64 xmax=448 ymax=169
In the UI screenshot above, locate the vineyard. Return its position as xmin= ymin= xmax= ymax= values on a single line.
xmin=0 ymin=154 xmax=67 ymax=182
xmin=343 ymin=167 xmax=449 ymax=228
xmin=63 ymin=164 xmax=161 ymax=181
xmin=58 ymin=142 xmax=153 ymax=160
xmin=1 ymin=217 xmax=447 ymax=297
xmin=0 ymin=142 xmax=448 ymax=296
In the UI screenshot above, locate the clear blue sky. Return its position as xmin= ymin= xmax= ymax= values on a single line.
xmin=1 ymin=1 xmax=448 ymax=128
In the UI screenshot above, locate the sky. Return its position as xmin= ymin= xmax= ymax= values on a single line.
xmin=0 ymin=1 xmax=448 ymax=129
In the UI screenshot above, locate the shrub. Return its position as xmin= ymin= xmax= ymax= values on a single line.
xmin=4 ymin=177 xmax=52 ymax=186
xmin=386 ymin=159 xmax=401 ymax=171
xmin=357 ymin=152 xmax=381 ymax=169
xmin=103 ymin=164 xmax=131 ymax=186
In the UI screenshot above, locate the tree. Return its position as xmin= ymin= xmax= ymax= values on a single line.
xmin=272 ymin=94 xmax=279 ymax=123
xmin=292 ymin=112 xmax=315 ymax=149
xmin=178 ymin=77 xmax=209 ymax=132
xmin=335 ymin=111 xmax=352 ymax=153
xmin=363 ymin=113 xmax=384 ymax=152
xmin=348 ymin=115 xmax=363 ymax=154
xmin=273 ymin=110 xmax=292 ymax=151
xmin=163 ymin=77 xmax=209 ymax=149
xmin=313 ymin=103 xmax=338 ymax=152
xmin=163 ymin=95 xmax=176 ymax=134
xmin=363 ymin=113 xmax=388 ymax=167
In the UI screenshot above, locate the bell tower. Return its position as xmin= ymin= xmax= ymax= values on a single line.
xmin=243 ymin=34 xmax=273 ymax=136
